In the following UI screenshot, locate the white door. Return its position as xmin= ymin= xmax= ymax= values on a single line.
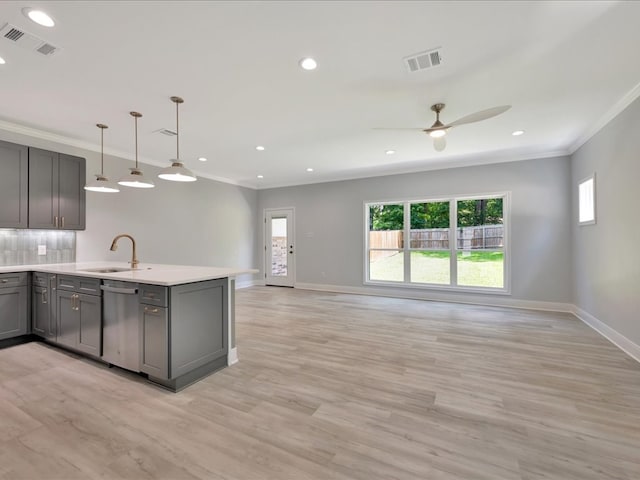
xmin=265 ymin=208 xmax=295 ymax=287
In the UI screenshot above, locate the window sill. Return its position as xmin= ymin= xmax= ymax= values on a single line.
xmin=364 ymin=280 xmax=511 ymax=296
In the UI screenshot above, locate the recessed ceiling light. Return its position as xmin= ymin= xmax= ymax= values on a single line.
xmin=512 ymin=130 xmax=525 ymax=136
xmin=255 ymin=145 xmax=265 ymax=151
xmin=306 ymin=168 xmax=314 ymax=172
xmin=198 ymin=157 xmax=207 ymax=162
xmin=0 ymin=57 xmax=5 ymax=65
xmin=257 ymin=175 xmax=264 ymax=179
xmin=299 ymin=57 xmax=317 ymax=71
xmin=22 ymin=8 xmax=55 ymax=27
xmin=385 ymin=150 xmax=396 ymax=155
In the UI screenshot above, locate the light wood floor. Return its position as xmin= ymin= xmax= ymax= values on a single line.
xmin=1 ymin=287 xmax=640 ymax=479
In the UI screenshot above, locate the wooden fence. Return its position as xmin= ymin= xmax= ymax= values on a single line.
xmin=370 ymin=225 xmax=503 ymax=255
xmin=369 ymin=230 xmax=403 ymax=261
xmin=457 ymin=225 xmax=503 ymax=250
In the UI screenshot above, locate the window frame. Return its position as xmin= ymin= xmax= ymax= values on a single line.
xmin=364 ymin=192 xmax=511 ymax=295
xmin=578 ymin=173 xmax=596 ymax=226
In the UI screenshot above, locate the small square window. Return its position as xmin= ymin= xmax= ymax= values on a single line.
xmin=579 ymin=174 xmax=596 ymax=225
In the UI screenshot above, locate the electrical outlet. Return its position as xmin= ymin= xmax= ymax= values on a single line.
xmin=38 ymin=245 xmax=47 ymax=256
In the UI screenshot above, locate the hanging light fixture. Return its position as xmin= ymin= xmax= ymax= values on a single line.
xmin=84 ymin=124 xmax=119 ymax=193
xmin=118 ymin=111 xmax=155 ymax=188
xmin=158 ymin=96 xmax=197 ymax=182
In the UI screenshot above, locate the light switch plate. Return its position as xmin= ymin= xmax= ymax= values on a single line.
xmin=38 ymin=245 xmax=47 ymax=255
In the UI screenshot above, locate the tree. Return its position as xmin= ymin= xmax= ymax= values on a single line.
xmin=371 ymin=198 xmax=502 ymax=231
xmin=457 ymin=198 xmax=502 ymax=226
xmin=410 ymin=202 xmax=449 ymax=229
xmin=370 ymin=204 xmax=403 ymax=231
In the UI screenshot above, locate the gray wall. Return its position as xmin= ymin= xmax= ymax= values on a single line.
xmin=0 ymin=130 xmax=260 ymax=285
xmin=258 ymin=156 xmax=573 ymax=305
xmin=571 ymin=97 xmax=640 ymax=345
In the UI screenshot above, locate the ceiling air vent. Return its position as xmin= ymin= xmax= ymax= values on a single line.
xmin=403 ymin=48 xmax=442 ymax=73
xmin=4 ymin=27 xmax=24 ymax=42
xmin=36 ymin=43 xmax=57 ymax=56
xmin=154 ymin=128 xmax=177 ymax=137
xmin=0 ymin=23 xmax=60 ymax=56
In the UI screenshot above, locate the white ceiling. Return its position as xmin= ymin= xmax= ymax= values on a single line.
xmin=0 ymin=1 xmax=639 ymax=189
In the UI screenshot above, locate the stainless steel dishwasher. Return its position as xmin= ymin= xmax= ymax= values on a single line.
xmin=101 ymin=280 xmax=140 ymax=372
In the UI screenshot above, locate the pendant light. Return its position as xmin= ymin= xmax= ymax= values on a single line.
xmin=84 ymin=124 xmax=119 ymax=193
xmin=158 ymin=96 xmax=197 ymax=182
xmin=118 ymin=111 xmax=155 ymax=188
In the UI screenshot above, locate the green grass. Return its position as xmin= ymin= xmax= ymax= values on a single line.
xmin=369 ymin=250 xmax=504 ymax=288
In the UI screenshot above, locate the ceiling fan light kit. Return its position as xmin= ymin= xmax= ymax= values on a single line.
xmin=379 ymin=102 xmax=511 ymax=152
xmin=425 ymin=103 xmax=449 ymax=138
xmin=158 ymin=96 xmax=197 ymax=182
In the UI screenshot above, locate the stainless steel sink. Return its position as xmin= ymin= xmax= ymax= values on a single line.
xmin=80 ymin=267 xmax=132 ymax=273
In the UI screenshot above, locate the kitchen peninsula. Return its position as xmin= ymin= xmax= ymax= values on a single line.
xmin=0 ymin=262 xmax=256 ymax=391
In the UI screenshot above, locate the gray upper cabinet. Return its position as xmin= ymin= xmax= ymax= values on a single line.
xmin=28 ymin=148 xmax=86 ymax=230
xmin=58 ymin=154 xmax=86 ymax=230
xmin=0 ymin=140 xmax=28 ymax=228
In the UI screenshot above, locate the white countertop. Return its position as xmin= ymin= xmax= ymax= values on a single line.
xmin=0 ymin=262 xmax=258 ymax=286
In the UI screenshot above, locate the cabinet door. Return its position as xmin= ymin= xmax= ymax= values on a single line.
xmin=0 ymin=140 xmax=28 ymax=228
xmin=48 ymin=275 xmax=58 ymax=339
xmin=77 ymin=293 xmax=101 ymax=356
xmin=28 ymin=148 xmax=59 ymax=229
xmin=57 ymin=290 xmax=78 ymax=348
xmin=139 ymin=304 xmax=169 ymax=379
xmin=58 ymin=154 xmax=86 ymax=230
xmin=0 ymin=286 xmax=28 ymax=340
xmin=32 ymin=285 xmax=49 ymax=337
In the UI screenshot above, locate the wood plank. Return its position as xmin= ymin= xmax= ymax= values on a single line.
xmin=0 ymin=287 xmax=639 ymax=479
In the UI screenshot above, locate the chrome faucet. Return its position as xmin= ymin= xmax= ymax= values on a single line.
xmin=109 ymin=234 xmax=139 ymax=269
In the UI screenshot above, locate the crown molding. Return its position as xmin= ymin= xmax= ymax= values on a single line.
xmin=0 ymin=119 xmax=256 ymax=190
xmin=569 ymin=80 xmax=640 ymax=154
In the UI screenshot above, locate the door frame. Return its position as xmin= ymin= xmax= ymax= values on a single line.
xmin=264 ymin=207 xmax=296 ymax=287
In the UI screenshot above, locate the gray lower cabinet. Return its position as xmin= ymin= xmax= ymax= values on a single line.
xmin=0 ymin=140 xmax=28 ymax=228
xmin=28 ymin=148 xmax=86 ymax=230
xmin=139 ymin=303 xmax=169 ymax=379
xmin=139 ymin=279 xmax=228 ymax=388
xmin=56 ymin=276 xmax=101 ymax=356
xmin=32 ymin=273 xmax=57 ymax=339
xmin=0 ymin=272 xmax=29 ymax=340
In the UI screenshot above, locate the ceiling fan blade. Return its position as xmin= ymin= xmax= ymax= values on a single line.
xmin=373 ymin=128 xmax=426 ymax=130
xmin=448 ymin=105 xmax=511 ymax=127
xmin=433 ymin=136 xmax=446 ymax=152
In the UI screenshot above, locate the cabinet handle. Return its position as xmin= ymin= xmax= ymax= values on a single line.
xmin=71 ymin=293 xmax=79 ymax=311
xmin=1 ymin=279 xmax=7 ymax=283
xmin=147 ymin=293 xmax=156 ymax=298
xmin=144 ymin=306 xmax=159 ymax=314
xmin=61 ymin=216 xmax=65 ymax=228
xmin=54 ymin=216 xmax=59 ymax=228
xmin=42 ymin=289 xmax=48 ymax=304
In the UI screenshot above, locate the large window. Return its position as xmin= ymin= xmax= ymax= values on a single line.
xmin=366 ymin=194 xmax=508 ymax=291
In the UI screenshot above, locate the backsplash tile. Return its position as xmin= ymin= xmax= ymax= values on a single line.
xmin=0 ymin=230 xmax=76 ymax=266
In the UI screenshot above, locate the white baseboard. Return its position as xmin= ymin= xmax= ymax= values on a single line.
xmin=572 ymin=306 xmax=640 ymax=363
xmin=227 ymin=347 xmax=238 ymax=366
xmin=235 ymin=279 xmax=263 ymax=289
xmin=294 ymin=282 xmax=573 ymax=313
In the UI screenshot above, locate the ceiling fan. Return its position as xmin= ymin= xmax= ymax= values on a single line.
xmin=379 ymin=103 xmax=511 ymax=152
